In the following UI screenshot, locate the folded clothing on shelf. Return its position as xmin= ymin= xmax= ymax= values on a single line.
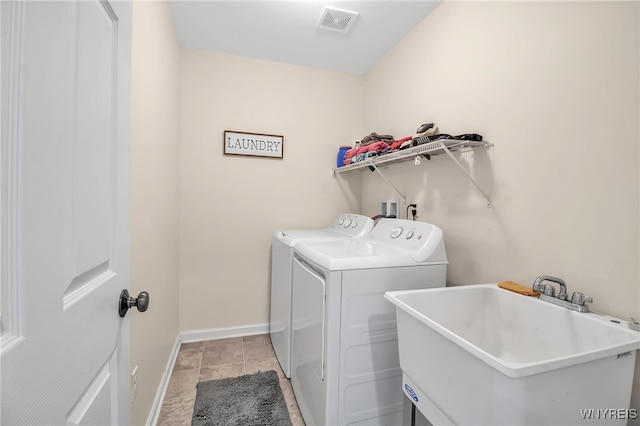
xmin=336 ymin=146 xmax=351 ymax=167
xmin=412 ymin=133 xmax=484 ymax=147
xmin=454 ymin=133 xmax=483 ymax=142
xmin=360 ymin=132 xmax=395 ymax=146
xmin=414 ymin=134 xmax=453 ymax=146
xmin=391 ymin=136 xmax=412 ymax=150
xmin=399 ymin=140 xmax=413 ymax=150
xmin=416 ymin=123 xmax=434 ymax=134
xmin=343 ymin=127 xmax=485 ymax=166
xmin=413 ymin=125 xmax=438 ymax=141
xmin=349 ymin=140 xmax=392 ymax=163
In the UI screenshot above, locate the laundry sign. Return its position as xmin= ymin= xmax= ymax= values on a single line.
xmin=224 ymin=130 xmax=284 ymax=159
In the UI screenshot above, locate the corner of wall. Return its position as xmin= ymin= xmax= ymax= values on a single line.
xmin=130 ymin=1 xmax=182 ymax=424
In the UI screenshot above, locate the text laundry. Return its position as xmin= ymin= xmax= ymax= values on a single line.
xmin=227 ymin=137 xmax=281 ymax=152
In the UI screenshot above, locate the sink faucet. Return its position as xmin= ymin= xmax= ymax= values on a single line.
xmin=532 ymin=275 xmax=592 ymax=313
xmin=532 ymin=275 xmax=568 ymax=300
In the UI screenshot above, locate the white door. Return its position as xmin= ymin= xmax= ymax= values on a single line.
xmin=1 ymin=1 xmax=133 ymax=424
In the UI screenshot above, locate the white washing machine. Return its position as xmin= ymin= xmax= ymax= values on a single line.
xmin=270 ymin=214 xmax=374 ymax=378
xmin=290 ymin=218 xmax=447 ymax=426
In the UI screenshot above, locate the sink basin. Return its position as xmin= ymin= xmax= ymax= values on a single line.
xmin=385 ymin=284 xmax=640 ymax=425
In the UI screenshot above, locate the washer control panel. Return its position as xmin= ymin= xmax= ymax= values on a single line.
xmin=382 ymin=223 xmax=427 ymax=243
xmin=330 ymin=214 xmax=374 ymax=237
xmin=366 ymin=219 xmax=444 ymax=262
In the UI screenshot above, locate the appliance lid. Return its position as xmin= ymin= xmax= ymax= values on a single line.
xmin=275 ymin=229 xmax=346 ymax=247
xmin=294 ymin=218 xmax=448 ymax=271
xmin=295 ymin=239 xmax=447 ymax=271
xmin=274 ymin=213 xmax=374 ymax=247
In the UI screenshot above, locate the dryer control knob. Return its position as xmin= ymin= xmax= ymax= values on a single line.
xmin=343 ymin=219 xmax=352 ymax=228
xmin=391 ymin=227 xmax=403 ymax=238
xmin=405 ymin=231 xmax=414 ymax=239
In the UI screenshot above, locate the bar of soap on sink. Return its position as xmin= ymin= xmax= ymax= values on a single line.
xmin=498 ymin=280 xmax=540 ymax=297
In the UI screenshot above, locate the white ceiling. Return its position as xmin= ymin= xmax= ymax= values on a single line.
xmin=167 ymin=1 xmax=441 ymax=75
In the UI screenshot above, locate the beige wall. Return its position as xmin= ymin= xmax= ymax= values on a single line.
xmin=130 ymin=0 xmax=640 ymax=421
xmin=178 ymin=50 xmax=363 ymax=331
xmin=362 ymin=0 xmax=639 ymax=416
xmin=131 ymin=2 xmax=181 ymax=424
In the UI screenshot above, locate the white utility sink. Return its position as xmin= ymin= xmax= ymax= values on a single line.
xmin=385 ymin=284 xmax=640 ymax=425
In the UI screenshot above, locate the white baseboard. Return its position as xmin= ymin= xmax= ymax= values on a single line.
xmin=180 ymin=322 xmax=269 ymax=344
xmin=146 ymin=333 xmax=181 ymax=426
xmin=145 ymin=322 xmax=270 ymax=425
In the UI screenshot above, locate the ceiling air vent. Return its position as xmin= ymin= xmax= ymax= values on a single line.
xmin=318 ymin=7 xmax=359 ymax=33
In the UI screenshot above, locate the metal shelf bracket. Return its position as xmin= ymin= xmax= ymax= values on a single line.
xmin=440 ymin=143 xmax=492 ymax=208
xmin=366 ymin=161 xmax=407 ymax=202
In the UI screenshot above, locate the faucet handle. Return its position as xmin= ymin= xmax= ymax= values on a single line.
xmin=541 ymin=284 xmax=555 ymax=297
xmin=571 ymin=292 xmax=592 ymax=306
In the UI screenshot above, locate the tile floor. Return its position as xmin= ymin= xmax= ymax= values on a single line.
xmin=157 ymin=334 xmax=305 ymax=425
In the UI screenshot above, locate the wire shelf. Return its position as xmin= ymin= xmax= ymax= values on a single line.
xmin=332 ymin=139 xmax=493 ymax=207
xmin=333 ymin=140 xmax=489 ymax=173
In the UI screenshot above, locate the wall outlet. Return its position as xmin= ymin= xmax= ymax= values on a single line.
xmin=131 ymin=365 xmax=139 ymax=404
xmin=381 ymin=200 xmax=399 ymax=218
xmin=409 ymin=203 xmax=418 ymax=220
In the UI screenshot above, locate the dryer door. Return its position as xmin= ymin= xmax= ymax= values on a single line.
xmin=292 ymin=255 xmax=326 ymax=381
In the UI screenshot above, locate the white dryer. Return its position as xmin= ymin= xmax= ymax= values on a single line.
xmin=290 ymin=219 xmax=447 ymax=426
xmin=270 ymin=214 xmax=374 ymax=378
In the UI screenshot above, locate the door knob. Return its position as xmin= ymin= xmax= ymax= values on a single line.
xmin=119 ymin=289 xmax=150 ymax=317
